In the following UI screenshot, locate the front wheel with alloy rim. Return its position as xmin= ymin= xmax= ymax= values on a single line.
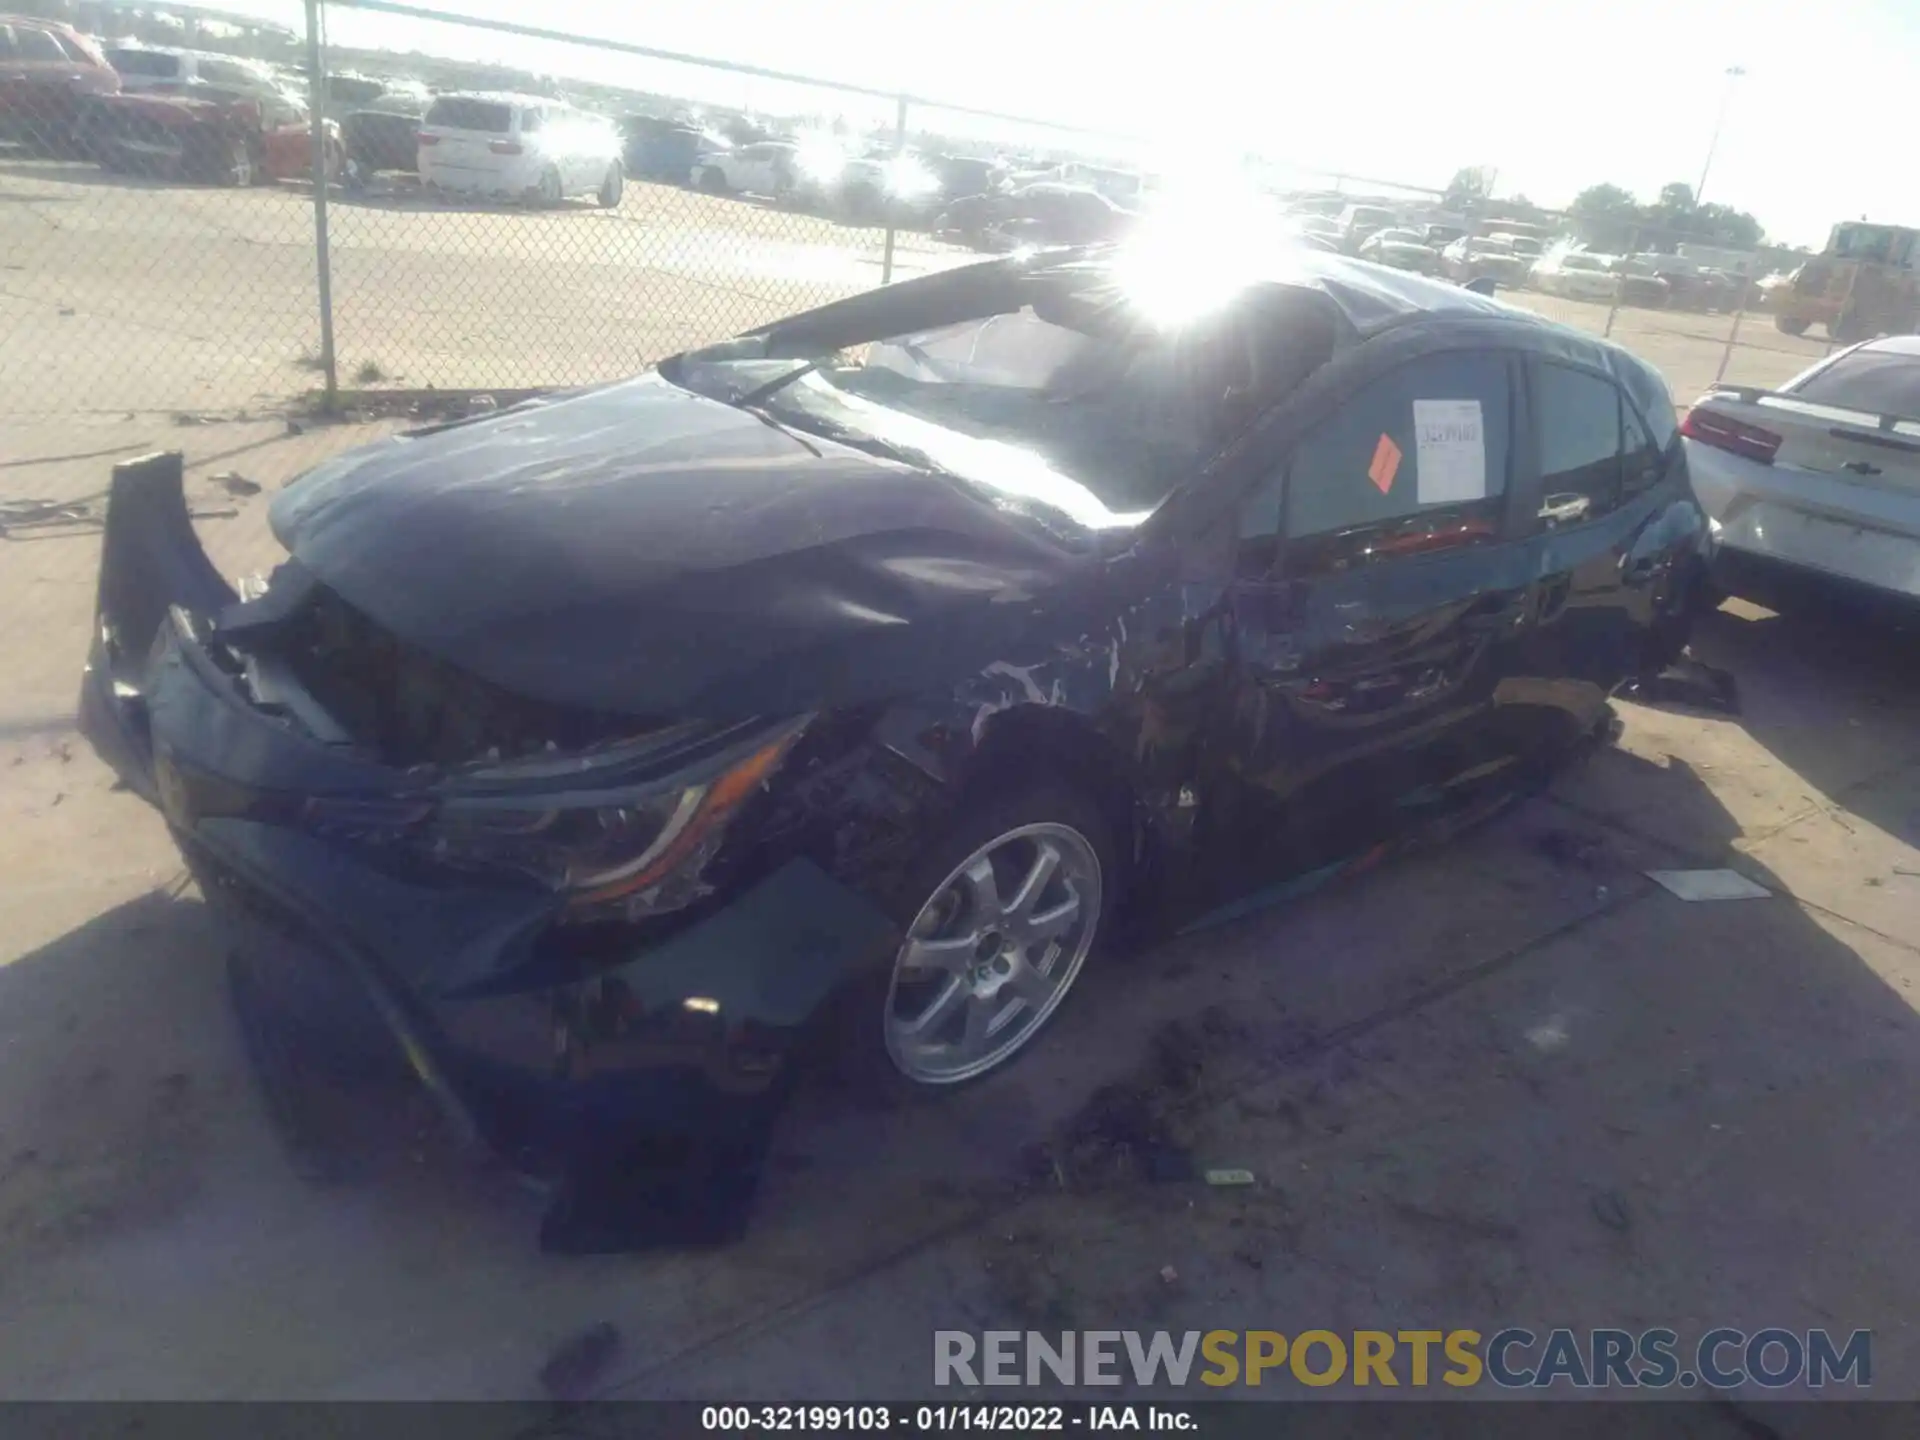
xmin=875 ymin=787 xmax=1113 ymax=1087
xmin=536 ymin=165 xmax=563 ymax=206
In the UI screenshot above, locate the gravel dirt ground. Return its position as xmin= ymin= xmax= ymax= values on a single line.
xmin=0 ymin=160 xmax=1914 ymax=1414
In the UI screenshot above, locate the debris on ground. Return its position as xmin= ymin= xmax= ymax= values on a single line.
xmin=1533 ymin=828 xmax=1604 ymax=871
xmin=537 ymin=1320 xmax=622 ymax=1400
xmin=1645 ymin=869 xmax=1772 ymax=902
xmin=3 ymin=490 xmax=234 ymax=540
xmin=1622 ymin=655 xmax=1740 ymax=715
xmin=1158 ymin=1264 xmax=1179 ymax=1285
xmin=1590 ymin=1191 xmax=1632 ymax=1232
xmin=211 ymin=470 xmax=262 ymax=497
xmin=1204 ymin=1168 xmax=1257 ymax=1187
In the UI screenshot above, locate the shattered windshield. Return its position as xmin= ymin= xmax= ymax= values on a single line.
xmin=664 ymin=263 xmax=1325 ymax=532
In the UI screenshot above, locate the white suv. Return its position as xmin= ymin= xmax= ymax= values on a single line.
xmin=417 ymin=92 xmax=623 ymax=206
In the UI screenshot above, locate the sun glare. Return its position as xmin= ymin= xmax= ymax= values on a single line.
xmin=1112 ymin=167 xmax=1287 ymax=327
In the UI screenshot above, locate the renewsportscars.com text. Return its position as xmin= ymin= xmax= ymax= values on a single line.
xmin=933 ymin=1328 xmax=1871 ymax=1390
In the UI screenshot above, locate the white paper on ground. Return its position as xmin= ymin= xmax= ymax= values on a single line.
xmin=1645 ymin=869 xmax=1773 ymax=901
xmin=1412 ymin=398 xmax=1487 ymax=504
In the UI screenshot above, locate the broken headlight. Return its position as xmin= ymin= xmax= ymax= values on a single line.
xmin=424 ymin=720 xmax=806 ymax=922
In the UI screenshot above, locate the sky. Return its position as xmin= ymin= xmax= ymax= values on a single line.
xmin=197 ymin=0 xmax=1920 ymax=247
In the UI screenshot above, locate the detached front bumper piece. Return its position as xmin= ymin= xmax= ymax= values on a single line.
xmin=78 ymin=453 xmax=900 ymax=1250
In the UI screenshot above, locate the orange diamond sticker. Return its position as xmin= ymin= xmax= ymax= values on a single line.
xmin=1368 ymin=433 xmax=1402 ymax=494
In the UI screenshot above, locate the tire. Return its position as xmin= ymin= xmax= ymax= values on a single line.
xmin=698 ymin=165 xmax=728 ymax=194
xmin=1831 ymin=311 xmax=1868 ymax=344
xmin=826 ymin=781 xmax=1117 ymax=1094
xmin=536 ymin=165 xmax=563 ymax=207
xmin=1774 ymin=315 xmax=1809 ymax=337
xmin=597 ymin=161 xmax=624 ymax=209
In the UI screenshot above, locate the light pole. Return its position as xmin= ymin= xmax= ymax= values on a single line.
xmin=1694 ymin=65 xmax=1746 ymax=207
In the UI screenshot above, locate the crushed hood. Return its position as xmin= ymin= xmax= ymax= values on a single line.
xmin=271 ymin=374 xmax=1096 ymax=720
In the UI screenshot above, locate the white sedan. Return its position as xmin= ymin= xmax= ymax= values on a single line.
xmin=1684 ymin=335 xmax=1920 ymax=608
xmin=1530 ymin=251 xmax=1619 ymax=302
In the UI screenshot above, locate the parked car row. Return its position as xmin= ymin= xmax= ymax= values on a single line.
xmin=0 ymin=18 xmax=344 ymax=185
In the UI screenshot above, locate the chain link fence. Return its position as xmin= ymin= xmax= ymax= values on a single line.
xmin=0 ymin=0 xmax=1878 ymax=430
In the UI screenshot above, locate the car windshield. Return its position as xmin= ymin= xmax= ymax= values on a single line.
xmin=1471 ymin=238 xmax=1514 ymax=254
xmin=1561 ymin=255 xmax=1605 ymax=271
xmin=663 ymin=262 xmax=1330 ymax=535
xmin=1374 ymin=230 xmax=1423 ymax=245
xmin=1505 ymin=237 xmax=1544 ymax=256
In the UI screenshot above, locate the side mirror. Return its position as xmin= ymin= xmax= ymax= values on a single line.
xmin=1464 ymin=276 xmax=1498 ymax=297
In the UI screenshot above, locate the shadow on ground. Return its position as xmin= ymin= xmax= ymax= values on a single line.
xmin=2 ymin=591 xmax=1918 ymax=1403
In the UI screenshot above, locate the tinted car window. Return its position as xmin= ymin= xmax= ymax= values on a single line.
xmin=1790 ymin=346 xmax=1920 ymax=419
xmin=197 ymin=59 xmax=260 ymax=87
xmin=16 ymin=27 xmax=67 ymax=62
xmin=424 ymin=96 xmax=511 ymax=132
xmin=1260 ymin=351 xmax=1512 ymax=574
xmin=107 ymin=49 xmax=179 ymax=77
xmin=328 ymin=75 xmax=387 ymax=105
xmin=1533 ymin=362 xmax=1623 ymax=518
xmin=1613 ymin=355 xmax=1678 ymax=448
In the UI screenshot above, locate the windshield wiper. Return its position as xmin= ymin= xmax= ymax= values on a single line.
xmin=738 ymin=360 xmax=826 ymax=407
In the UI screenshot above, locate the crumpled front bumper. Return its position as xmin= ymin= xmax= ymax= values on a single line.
xmin=78 ymin=454 xmax=900 ymax=1232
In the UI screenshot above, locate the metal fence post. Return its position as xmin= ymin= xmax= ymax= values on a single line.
xmin=1602 ymin=223 xmax=1635 ymax=339
xmin=305 ymin=0 xmax=338 ymax=407
xmin=1714 ymin=278 xmax=1750 ymax=385
xmin=880 ymin=95 xmax=908 ymax=286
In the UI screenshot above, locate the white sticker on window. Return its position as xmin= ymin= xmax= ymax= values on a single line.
xmin=1412 ymin=398 xmax=1487 ymax=504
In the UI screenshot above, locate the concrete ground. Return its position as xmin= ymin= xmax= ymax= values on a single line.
xmin=0 ymin=416 xmax=1917 ymax=1413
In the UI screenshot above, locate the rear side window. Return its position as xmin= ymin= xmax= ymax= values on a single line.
xmin=519 ymin=107 xmax=543 ymax=133
xmin=1790 ymin=347 xmax=1920 ymax=419
xmin=54 ymin=32 xmax=95 ymax=62
xmin=16 ymin=26 xmax=67 ymax=62
xmin=1613 ymin=354 xmax=1678 ymax=448
xmin=1261 ymin=350 xmax=1513 ymax=575
xmin=1533 ymin=363 xmax=1624 ymax=520
xmin=198 ymin=59 xmax=260 ymax=87
xmin=108 ymin=49 xmax=180 ymax=77
xmin=424 ymin=96 xmax=512 ymax=133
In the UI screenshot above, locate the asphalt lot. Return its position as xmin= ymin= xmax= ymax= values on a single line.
xmin=1 ymin=412 xmax=1918 ymax=1415
xmin=0 ymin=157 xmax=1835 ymax=422
xmin=0 ymin=162 xmax=1912 ymax=1414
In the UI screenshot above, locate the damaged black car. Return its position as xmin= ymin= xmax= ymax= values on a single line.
xmin=79 ymin=244 xmax=1709 ymax=1244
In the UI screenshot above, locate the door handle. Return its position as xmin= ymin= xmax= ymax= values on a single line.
xmin=1463 ymin=589 xmax=1530 ymax=632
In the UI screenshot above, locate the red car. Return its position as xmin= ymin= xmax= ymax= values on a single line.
xmin=89 ymin=89 xmax=341 ymax=186
xmin=0 ymin=14 xmax=119 ymax=155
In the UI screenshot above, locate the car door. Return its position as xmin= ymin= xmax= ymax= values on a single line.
xmin=548 ymin=107 xmax=587 ymax=190
xmin=1198 ymin=343 xmax=1537 ymax=907
xmin=2 ymin=23 xmax=84 ymax=139
xmin=1512 ymin=352 xmax=1691 ymax=715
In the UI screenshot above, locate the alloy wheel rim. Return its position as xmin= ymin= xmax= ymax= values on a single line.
xmin=883 ymin=821 xmax=1101 ymax=1084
